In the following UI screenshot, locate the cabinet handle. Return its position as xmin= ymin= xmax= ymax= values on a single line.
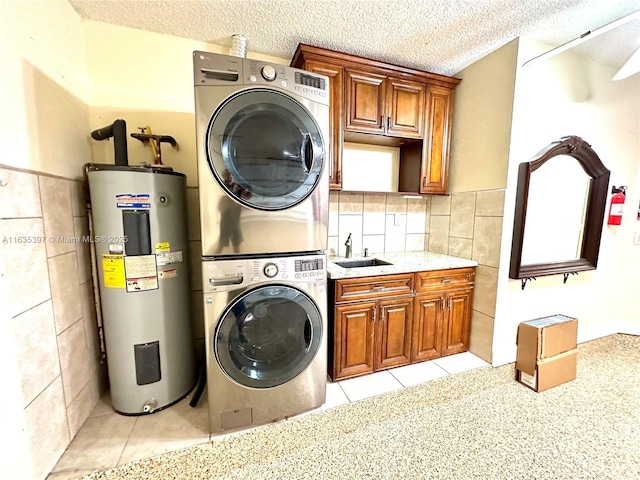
xmin=373 ymin=309 xmax=377 ymax=322
xmin=381 ymin=309 xmax=385 ymax=321
xmin=440 ymin=297 xmax=445 ymax=310
xmin=372 ymin=286 xmax=386 ymax=291
xmin=448 ymin=297 xmax=452 ymax=310
xmin=441 ymin=279 xmax=452 ymax=284
xmin=387 ymin=116 xmax=392 ymax=130
xmin=380 ymin=115 xmax=384 ymax=128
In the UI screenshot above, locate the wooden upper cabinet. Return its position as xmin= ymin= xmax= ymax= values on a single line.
xmin=345 ymin=70 xmax=425 ymax=139
xmin=345 ymin=69 xmax=386 ymax=134
xmin=422 ymin=85 xmax=454 ymax=193
xmin=386 ymin=78 xmax=425 ymax=138
xmin=291 ymin=43 xmax=459 ymax=194
xmin=296 ymin=59 xmax=344 ymax=190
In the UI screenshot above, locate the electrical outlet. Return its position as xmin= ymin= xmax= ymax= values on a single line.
xmin=634 ymin=231 xmax=640 ymax=245
xmin=394 ymin=213 xmax=402 ymax=226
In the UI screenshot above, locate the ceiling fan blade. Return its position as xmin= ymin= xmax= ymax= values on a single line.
xmin=523 ymin=10 xmax=640 ymax=68
xmin=612 ymin=46 xmax=640 ymax=80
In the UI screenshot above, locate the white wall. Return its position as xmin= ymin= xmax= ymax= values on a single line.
xmin=0 ymin=0 xmax=90 ymax=179
xmin=492 ymin=38 xmax=640 ymax=366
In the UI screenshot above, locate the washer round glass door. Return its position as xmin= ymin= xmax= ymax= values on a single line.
xmin=206 ymin=88 xmax=325 ymax=211
xmin=214 ymin=285 xmax=323 ymax=388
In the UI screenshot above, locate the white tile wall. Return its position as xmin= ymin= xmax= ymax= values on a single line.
xmin=11 ymin=301 xmax=60 ymax=407
xmin=48 ymin=252 xmax=83 ymax=334
xmin=1 ymin=168 xmax=105 ymax=480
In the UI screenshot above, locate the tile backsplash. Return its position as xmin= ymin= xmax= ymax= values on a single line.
xmin=329 ymin=189 xmax=505 ymax=364
xmin=328 ymin=190 xmax=504 ymax=264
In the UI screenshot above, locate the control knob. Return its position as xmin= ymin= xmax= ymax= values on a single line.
xmin=261 ymin=65 xmax=277 ymax=81
xmin=263 ymin=262 xmax=278 ymax=278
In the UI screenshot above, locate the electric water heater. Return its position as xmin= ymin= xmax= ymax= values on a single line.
xmin=86 ymin=163 xmax=195 ymax=415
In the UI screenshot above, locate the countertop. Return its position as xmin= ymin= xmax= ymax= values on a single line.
xmin=327 ymin=251 xmax=478 ymax=279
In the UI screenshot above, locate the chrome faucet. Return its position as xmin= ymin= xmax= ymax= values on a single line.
xmin=344 ymin=233 xmax=352 ymax=258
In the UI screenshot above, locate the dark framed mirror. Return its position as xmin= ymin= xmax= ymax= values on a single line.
xmin=509 ymin=135 xmax=610 ymax=280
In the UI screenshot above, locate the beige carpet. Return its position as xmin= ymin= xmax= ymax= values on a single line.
xmin=84 ymin=334 xmax=640 ymax=480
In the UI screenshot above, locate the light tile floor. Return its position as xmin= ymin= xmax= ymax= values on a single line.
xmin=47 ymin=352 xmax=489 ymax=479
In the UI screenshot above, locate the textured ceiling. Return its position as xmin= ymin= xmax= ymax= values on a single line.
xmin=68 ymin=0 xmax=640 ymax=76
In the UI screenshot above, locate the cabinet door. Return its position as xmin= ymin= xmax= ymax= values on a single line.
xmin=441 ymin=288 xmax=473 ymax=356
xmin=304 ymin=60 xmax=344 ymax=190
xmin=345 ymin=69 xmax=385 ymax=134
xmin=376 ymin=297 xmax=413 ymax=370
xmin=421 ymin=85 xmax=454 ymax=194
xmin=412 ymin=293 xmax=444 ymax=362
xmin=334 ymin=302 xmax=376 ymax=380
xmin=386 ymin=78 xmax=425 ymax=139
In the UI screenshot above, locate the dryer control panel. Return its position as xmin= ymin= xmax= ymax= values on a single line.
xmin=193 ymin=50 xmax=329 ymax=105
xmin=204 ymin=253 xmax=326 ymax=292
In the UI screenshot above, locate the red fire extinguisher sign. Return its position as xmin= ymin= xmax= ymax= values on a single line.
xmin=607 ymin=186 xmax=626 ymax=225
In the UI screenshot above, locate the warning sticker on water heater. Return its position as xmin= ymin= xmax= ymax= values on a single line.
xmin=124 ymin=255 xmax=158 ymax=292
xmin=159 ymin=268 xmax=177 ymax=280
xmin=155 ymin=242 xmax=170 ymax=253
xmin=116 ymin=194 xmax=151 ymax=208
xmin=102 ymin=254 xmax=125 ymax=288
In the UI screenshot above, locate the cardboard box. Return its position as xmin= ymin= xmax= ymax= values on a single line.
xmin=515 ymin=314 xmax=578 ymax=392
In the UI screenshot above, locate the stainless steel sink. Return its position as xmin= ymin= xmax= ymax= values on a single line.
xmin=333 ymin=259 xmax=393 ymax=268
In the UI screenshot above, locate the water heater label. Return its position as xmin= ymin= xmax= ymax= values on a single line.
xmin=116 ymin=194 xmax=151 ymax=208
xmin=102 ymin=254 xmax=125 ymax=288
xmin=124 ymin=255 xmax=159 ymax=292
xmin=156 ymin=251 xmax=183 ymax=266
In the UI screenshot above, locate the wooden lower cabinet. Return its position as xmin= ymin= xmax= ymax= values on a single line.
xmin=331 ymin=296 xmax=413 ymax=381
xmin=412 ymin=287 xmax=473 ymax=362
xmin=330 ymin=268 xmax=475 ymax=381
xmin=441 ymin=288 xmax=473 ymax=356
xmin=412 ymin=293 xmax=443 ymax=362
xmin=334 ymin=301 xmax=376 ymax=379
xmin=376 ymin=297 xmax=413 ymax=370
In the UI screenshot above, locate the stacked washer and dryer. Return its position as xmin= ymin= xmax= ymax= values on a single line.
xmin=193 ymin=51 xmax=331 ymax=433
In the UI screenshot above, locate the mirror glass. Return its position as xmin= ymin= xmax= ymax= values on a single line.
xmin=521 ymin=155 xmax=591 ymax=264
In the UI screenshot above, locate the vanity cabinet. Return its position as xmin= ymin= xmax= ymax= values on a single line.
xmin=413 ymin=268 xmax=475 ymax=360
xmin=345 ymin=69 xmax=425 ymax=139
xmin=328 ymin=267 xmax=475 ymax=381
xmin=330 ymin=274 xmax=414 ymax=380
xmin=291 ymin=44 xmax=460 ymax=194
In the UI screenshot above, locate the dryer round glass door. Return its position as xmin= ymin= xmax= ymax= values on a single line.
xmin=214 ymin=285 xmax=323 ymax=388
xmin=206 ymin=88 xmax=324 ymax=211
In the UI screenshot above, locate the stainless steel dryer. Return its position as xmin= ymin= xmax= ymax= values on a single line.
xmin=193 ymin=51 xmax=330 ymax=256
xmin=203 ymin=252 xmax=327 ymax=433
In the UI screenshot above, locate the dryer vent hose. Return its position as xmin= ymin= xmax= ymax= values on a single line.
xmin=230 ymin=34 xmax=247 ymax=58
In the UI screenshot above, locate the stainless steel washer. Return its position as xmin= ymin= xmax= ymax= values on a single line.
xmin=203 ymin=253 xmax=327 ymax=433
xmin=193 ymin=51 xmax=330 ymax=256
